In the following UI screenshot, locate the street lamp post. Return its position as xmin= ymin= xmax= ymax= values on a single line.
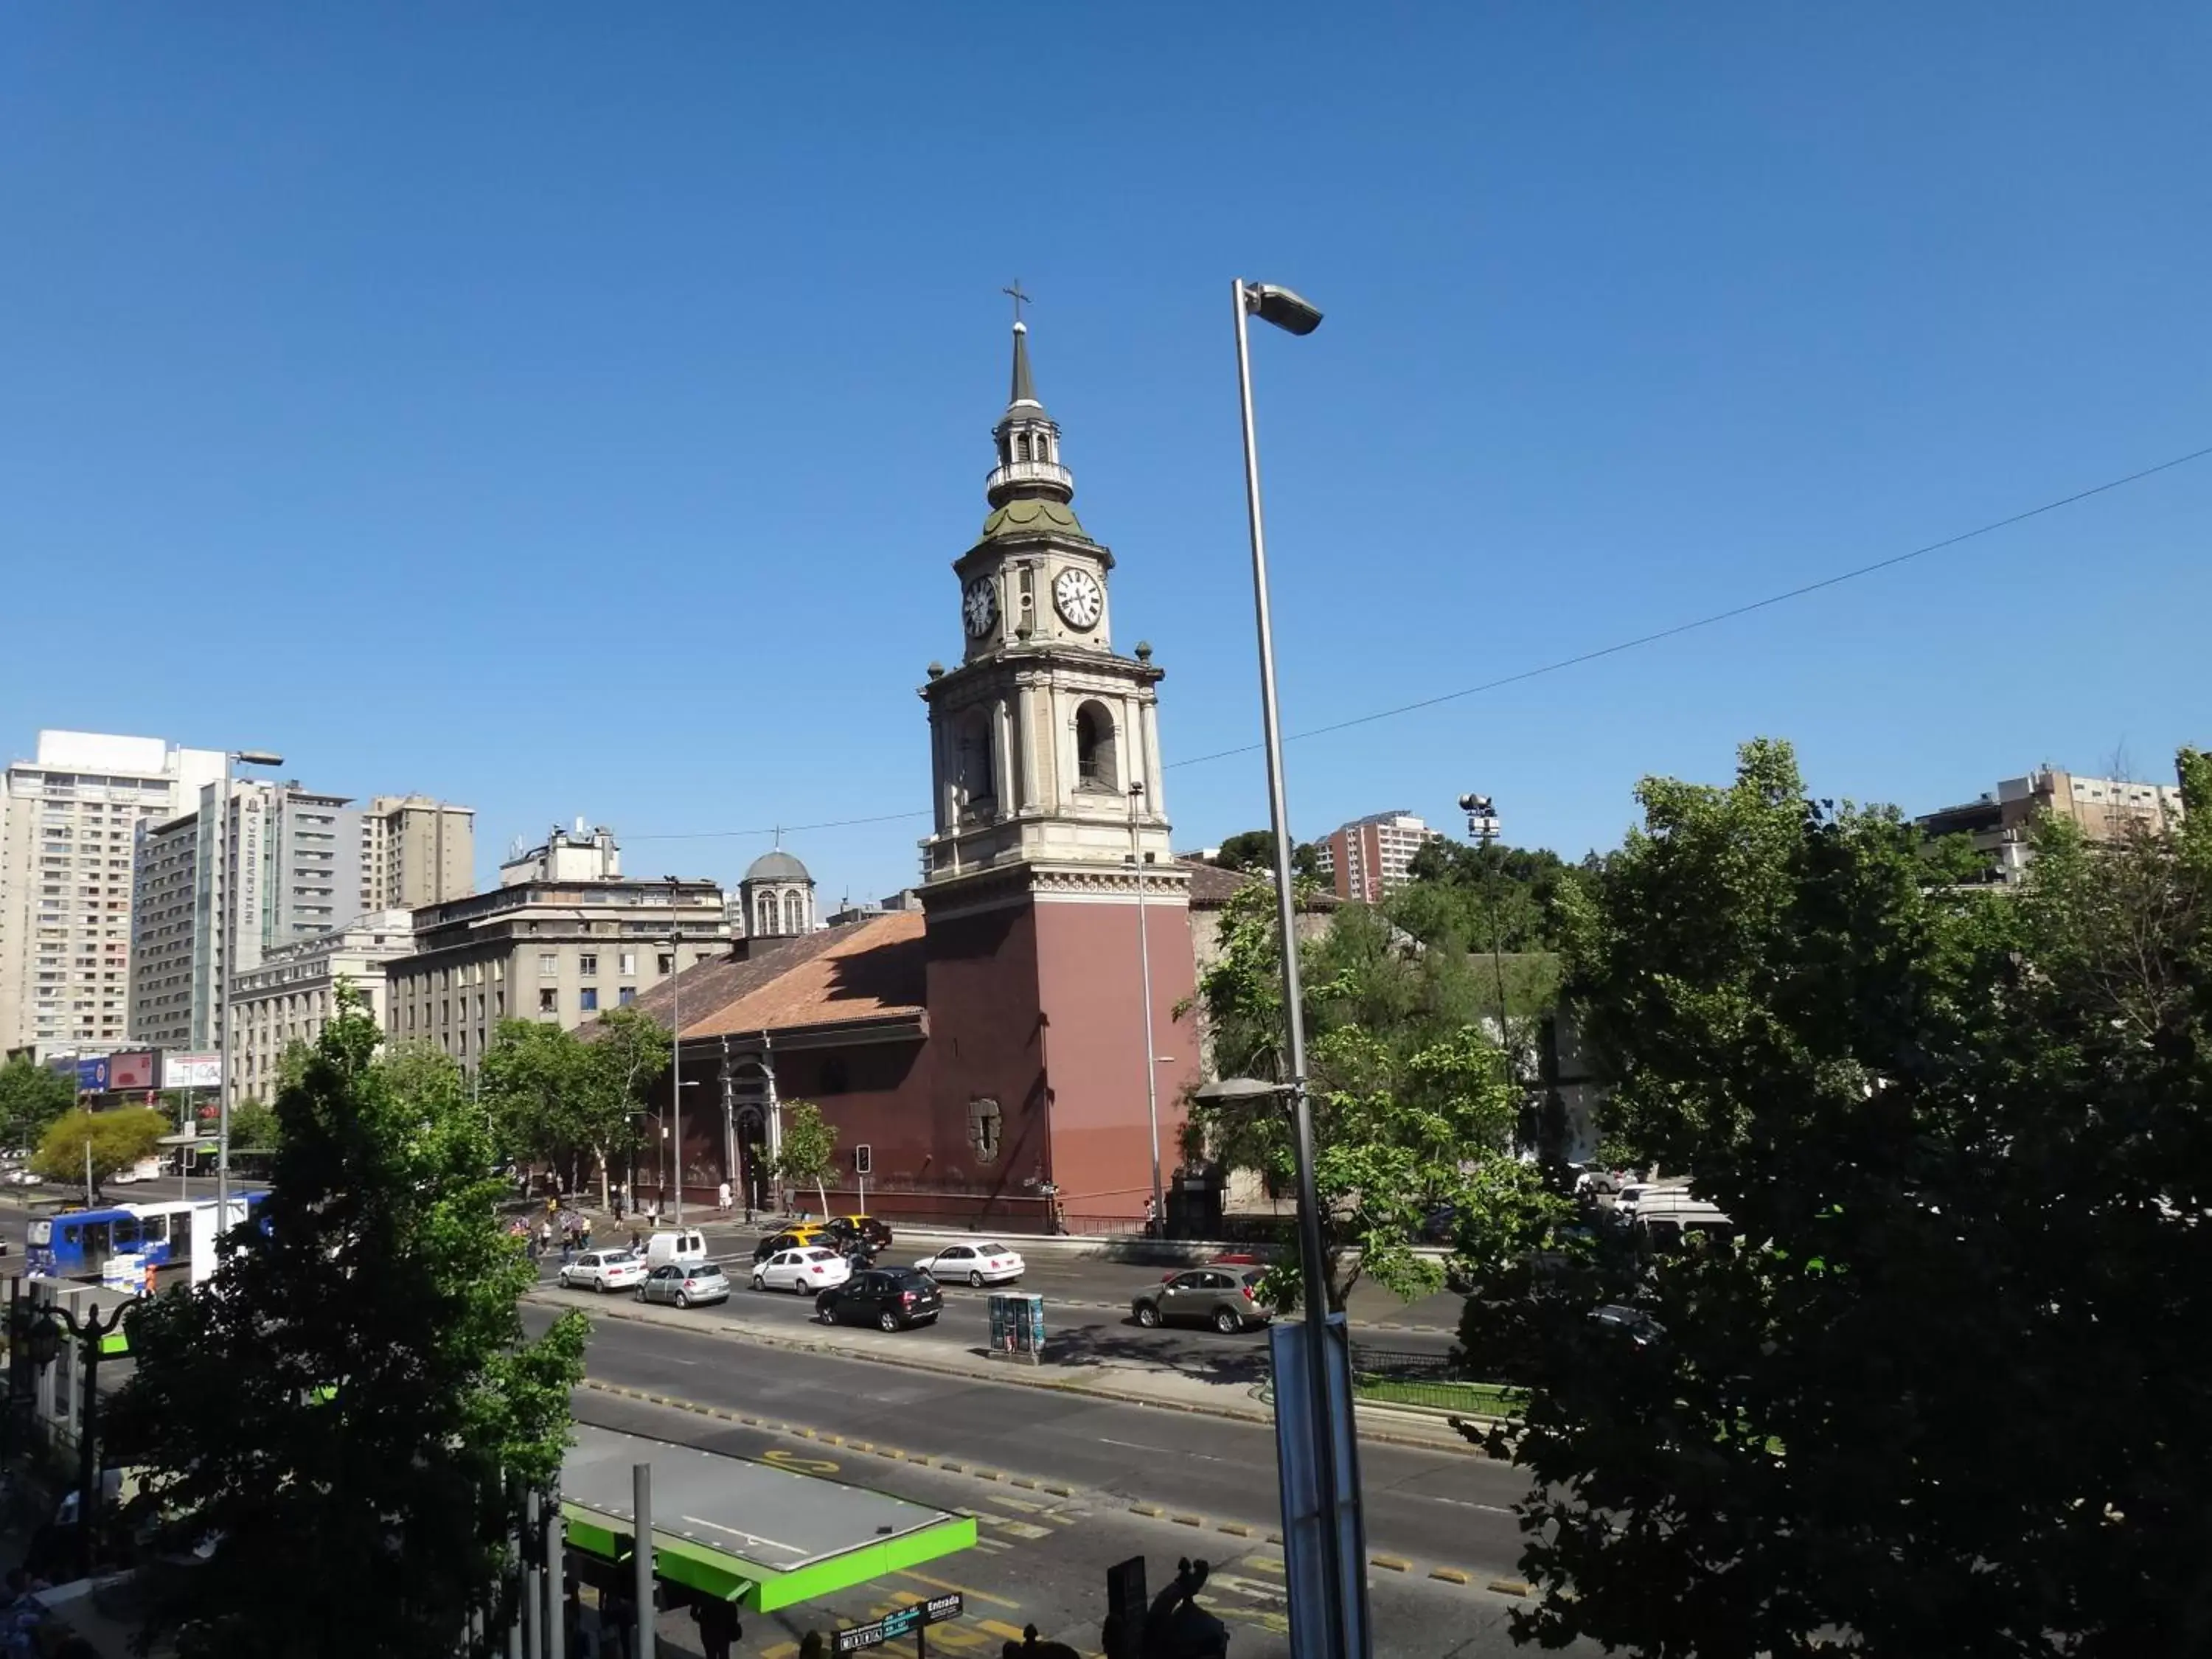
xmin=1230 ymin=276 xmax=1364 ymax=1659
xmin=1458 ymin=793 xmax=1513 ymax=1079
xmin=666 ymin=877 xmax=684 ymax=1228
xmin=1127 ymin=782 xmax=1165 ymax=1237
xmin=215 ymin=747 xmax=284 ymax=1241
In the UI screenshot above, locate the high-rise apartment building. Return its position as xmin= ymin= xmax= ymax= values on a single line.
xmin=1312 ymin=810 xmax=1443 ymax=903
xmin=364 ymin=795 xmax=475 ymax=912
xmin=1918 ymin=766 xmax=2187 ymax=884
xmin=0 ymin=731 xmax=224 ymax=1058
xmin=128 ymin=782 xmax=473 ymax=1051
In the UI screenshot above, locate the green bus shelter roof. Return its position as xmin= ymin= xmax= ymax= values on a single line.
xmin=559 ymin=1425 xmax=976 ymax=1613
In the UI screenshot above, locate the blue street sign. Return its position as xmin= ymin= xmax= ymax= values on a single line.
xmin=834 ymin=1592 xmax=961 ymax=1652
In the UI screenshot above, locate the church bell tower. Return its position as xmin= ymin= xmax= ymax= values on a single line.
xmin=918 ymin=313 xmax=1176 ymax=891
xmin=914 ymin=305 xmax=1197 ymax=1228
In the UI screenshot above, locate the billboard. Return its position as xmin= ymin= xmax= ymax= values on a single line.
xmin=110 ymin=1051 xmax=157 ymax=1091
xmin=164 ymin=1052 xmax=222 ymax=1091
xmin=75 ymin=1056 xmax=110 ymax=1093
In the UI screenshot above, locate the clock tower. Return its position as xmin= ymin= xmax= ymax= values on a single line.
xmin=917 ymin=313 xmax=1197 ymax=1225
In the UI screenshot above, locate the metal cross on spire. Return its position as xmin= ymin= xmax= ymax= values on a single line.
xmin=1002 ymin=280 xmax=1032 ymax=327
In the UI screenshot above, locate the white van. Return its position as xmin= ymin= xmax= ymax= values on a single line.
xmin=643 ymin=1228 xmax=709 ymax=1272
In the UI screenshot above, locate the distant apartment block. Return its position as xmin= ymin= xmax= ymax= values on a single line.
xmin=0 ymin=731 xmax=224 ymax=1057
xmin=1312 ymin=810 xmax=1444 ymax=903
xmin=230 ymin=909 xmax=417 ymax=1102
xmin=1919 ymin=766 xmax=2187 ymax=884
xmin=128 ymin=781 xmax=473 ymax=1052
xmin=383 ymin=823 xmax=723 ymax=1068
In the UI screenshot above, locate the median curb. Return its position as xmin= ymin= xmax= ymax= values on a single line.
xmin=573 ymin=1375 xmax=1514 ymax=1597
xmin=533 ymin=1288 xmax=1483 ymax=1458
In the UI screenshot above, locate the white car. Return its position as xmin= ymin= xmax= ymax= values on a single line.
xmin=559 ymin=1248 xmax=647 ymax=1294
xmin=752 ymin=1246 xmax=852 ymax=1295
xmin=914 ymin=1241 xmax=1026 ymax=1287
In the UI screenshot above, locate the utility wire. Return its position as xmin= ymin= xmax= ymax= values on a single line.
xmin=1169 ymin=440 xmax=2212 ymax=770
xmin=627 ymin=440 xmax=2212 ymax=838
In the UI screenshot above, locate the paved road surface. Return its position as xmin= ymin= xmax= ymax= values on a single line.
xmin=536 ymin=1305 xmax=1531 ymax=1583
xmin=569 ymin=1384 xmax=1582 ymax=1659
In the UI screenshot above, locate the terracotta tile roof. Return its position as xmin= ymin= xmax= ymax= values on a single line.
xmin=1176 ymin=859 xmax=1341 ymax=910
xmin=637 ymin=911 xmax=928 ymax=1042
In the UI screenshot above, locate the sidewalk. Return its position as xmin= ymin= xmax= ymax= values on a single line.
xmin=537 ymin=1287 xmax=1488 ymax=1455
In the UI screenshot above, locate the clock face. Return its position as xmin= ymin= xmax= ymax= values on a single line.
xmin=962 ymin=577 xmax=998 ymax=638
xmin=1052 ymin=566 xmax=1104 ymax=631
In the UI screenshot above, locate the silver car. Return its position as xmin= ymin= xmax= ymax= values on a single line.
xmin=634 ymin=1260 xmax=729 ymax=1309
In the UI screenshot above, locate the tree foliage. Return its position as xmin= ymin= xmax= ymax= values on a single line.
xmin=30 ymin=1105 xmax=167 ymax=1189
xmin=1186 ymin=885 xmax=1554 ymax=1308
xmin=1212 ymin=829 xmax=1321 ymax=880
xmin=1474 ymin=737 xmax=2212 ymax=1659
xmin=480 ymin=1009 xmax=667 ymax=1206
xmin=228 ymin=1096 xmax=280 ymax=1152
xmin=108 ymin=989 xmax=588 ymax=1659
xmin=1388 ymin=838 xmax=1580 ymax=956
xmin=777 ymin=1099 xmax=838 ymax=1217
xmin=0 ymin=1054 xmax=76 ymax=1152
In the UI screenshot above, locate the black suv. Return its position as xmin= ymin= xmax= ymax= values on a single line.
xmin=816 ymin=1267 xmax=942 ymax=1332
xmin=823 ymin=1214 xmax=894 ymax=1251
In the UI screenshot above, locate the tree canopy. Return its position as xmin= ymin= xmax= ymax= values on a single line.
xmin=1211 ymin=829 xmax=1321 ymax=880
xmin=108 ymin=990 xmax=587 ymax=1659
xmin=1469 ymin=737 xmax=2212 ymax=1659
xmin=30 ymin=1105 xmax=167 ymax=1191
xmin=1185 ymin=885 xmax=1553 ymax=1307
xmin=0 ymin=1054 xmax=76 ymax=1154
xmin=1387 ymin=838 xmax=1581 ymax=956
xmin=777 ymin=1099 xmax=838 ymax=1217
xmin=480 ymin=1007 xmax=668 ymax=1205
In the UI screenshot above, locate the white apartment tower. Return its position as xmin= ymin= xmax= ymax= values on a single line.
xmin=0 ymin=731 xmax=224 ymax=1057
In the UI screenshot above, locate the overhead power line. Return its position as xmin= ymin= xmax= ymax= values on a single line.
xmin=628 ymin=440 xmax=2212 ymax=839
xmin=1168 ymin=440 xmax=2212 ymax=770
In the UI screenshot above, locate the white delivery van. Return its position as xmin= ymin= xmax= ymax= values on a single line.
xmin=643 ymin=1228 xmax=709 ymax=1271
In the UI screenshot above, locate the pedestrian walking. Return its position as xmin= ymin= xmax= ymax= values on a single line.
xmin=717 ymin=1180 xmax=732 ymax=1216
xmin=694 ymin=1596 xmax=740 ymax=1659
xmin=538 ymin=1220 xmax=554 ymax=1259
xmin=1143 ymin=1194 xmax=1159 ymax=1238
xmin=579 ymin=1217 xmax=593 ymax=1251
xmin=630 ymin=1228 xmax=644 ymax=1253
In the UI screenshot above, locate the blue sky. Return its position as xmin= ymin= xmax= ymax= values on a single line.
xmin=4 ymin=6 xmax=2208 ymax=903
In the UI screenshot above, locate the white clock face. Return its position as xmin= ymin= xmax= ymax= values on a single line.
xmin=1052 ymin=566 xmax=1103 ymax=631
xmin=962 ymin=577 xmax=998 ymax=638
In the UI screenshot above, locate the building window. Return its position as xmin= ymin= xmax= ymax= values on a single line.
xmin=578 ymin=953 xmax=597 ymax=977
xmin=578 ymin=988 xmax=598 ymax=1012
xmin=539 ymin=989 xmax=558 ymax=1013
xmin=783 ymin=891 xmax=804 ymax=934
xmin=658 ymin=953 xmax=673 ymax=975
xmin=967 ymin=1096 xmax=1004 ymax=1165
xmin=619 ymin=951 xmax=636 ymax=975
xmin=539 ymin=953 xmax=558 ymax=975
xmin=618 ymin=987 xmax=636 ymax=1006
xmin=1075 ymin=700 xmax=1119 ymax=791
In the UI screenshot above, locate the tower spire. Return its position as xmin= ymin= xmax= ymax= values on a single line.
xmin=987 ymin=287 xmax=1075 ymax=512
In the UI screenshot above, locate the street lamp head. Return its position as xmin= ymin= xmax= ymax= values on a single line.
xmin=1242 ymin=282 xmax=1324 ymax=337
xmin=234 ymin=750 xmax=285 ymax=768
xmin=1458 ymin=793 xmax=1493 ymax=814
xmin=1194 ymin=1075 xmax=1290 ymax=1106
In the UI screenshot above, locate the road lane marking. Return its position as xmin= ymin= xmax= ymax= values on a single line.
xmin=678 ymin=1514 xmax=805 ymax=1557
xmin=762 ymin=1448 xmax=841 ymax=1475
xmin=894 ymin=1570 xmax=1020 ymax=1610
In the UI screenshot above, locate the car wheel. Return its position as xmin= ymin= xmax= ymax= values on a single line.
xmin=794 ymin=1279 xmax=809 ymax=1295
xmin=633 ymin=1288 xmax=646 ymax=1302
xmin=675 ymin=1291 xmax=690 ymax=1310
xmin=878 ymin=1310 xmax=900 ymax=1333
xmin=969 ymin=1270 xmax=985 ymax=1288
xmin=1214 ymin=1307 xmax=1242 ymax=1335
xmin=751 ymin=1275 xmax=765 ymax=1291
xmin=1136 ymin=1303 xmax=1162 ymax=1328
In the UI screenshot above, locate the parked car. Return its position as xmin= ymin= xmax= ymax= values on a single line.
xmin=815 ymin=1266 xmax=942 ymax=1331
xmin=1132 ymin=1267 xmax=1270 ymax=1334
xmin=5 ymin=1168 xmax=42 ymax=1187
xmin=914 ymin=1241 xmax=1026 ymax=1287
xmin=823 ymin=1214 xmax=894 ymax=1252
xmin=558 ymin=1248 xmax=647 ymax=1294
xmin=1572 ymin=1166 xmax=1620 ymax=1198
xmin=635 ymin=1261 xmax=730 ymax=1309
xmin=753 ymin=1245 xmax=852 ymax=1294
xmin=751 ymin=1225 xmax=832 ymax=1265
xmin=1591 ymin=1304 xmax=1666 ymax=1349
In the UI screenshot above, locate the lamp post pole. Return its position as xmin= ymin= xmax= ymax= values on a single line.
xmin=215 ymin=748 xmax=282 ymax=1239
xmin=1231 ymin=276 xmax=1352 ymax=1659
xmin=1128 ymin=782 xmax=1164 ymax=1237
xmin=666 ymin=877 xmax=683 ymax=1228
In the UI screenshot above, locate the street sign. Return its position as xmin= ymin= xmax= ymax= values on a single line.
xmin=833 ymin=1592 xmax=961 ymax=1653
xmin=854 ymin=1144 xmax=872 ymax=1175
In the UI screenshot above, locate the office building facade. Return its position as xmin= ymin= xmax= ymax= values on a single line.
xmin=230 ymin=909 xmax=417 ymax=1101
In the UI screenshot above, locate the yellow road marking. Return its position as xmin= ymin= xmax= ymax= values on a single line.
xmin=896 ymin=1570 xmax=1020 ymax=1610
xmin=1242 ymin=1553 xmax=1285 ymax=1574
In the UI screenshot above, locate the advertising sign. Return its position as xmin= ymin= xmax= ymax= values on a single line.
xmin=164 ymin=1052 xmax=222 ymax=1090
xmin=834 ymin=1593 xmax=961 ymax=1653
xmin=110 ymin=1051 xmax=157 ymax=1091
xmin=74 ymin=1056 xmax=109 ymax=1093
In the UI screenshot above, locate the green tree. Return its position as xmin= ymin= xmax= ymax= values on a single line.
xmin=1184 ymin=884 xmax=1554 ymax=1308
xmin=481 ymin=1012 xmax=665 ymax=1206
xmin=582 ymin=1005 xmax=670 ymax=1206
xmin=31 ymin=1105 xmax=167 ymax=1193
xmin=776 ymin=1099 xmax=838 ymax=1218
xmin=107 ymin=989 xmax=588 ymax=1659
xmin=228 ymin=1096 xmax=281 ymax=1152
xmin=1388 ymin=838 xmax=1576 ymax=955
xmin=0 ymin=1054 xmax=76 ymax=1152
xmin=1210 ymin=828 xmax=1320 ymax=880
xmin=1472 ymin=738 xmax=2212 ymax=1658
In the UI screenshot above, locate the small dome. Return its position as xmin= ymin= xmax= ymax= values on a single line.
xmin=744 ymin=849 xmax=811 ymax=884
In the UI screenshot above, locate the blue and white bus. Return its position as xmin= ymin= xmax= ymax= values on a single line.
xmin=26 ymin=1192 xmax=268 ymax=1288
